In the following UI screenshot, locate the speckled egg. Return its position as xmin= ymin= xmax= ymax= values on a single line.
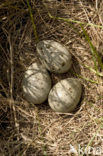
xmin=48 ymin=78 xmax=82 ymax=113
xmin=22 ymin=62 xmax=52 ymax=104
xmin=36 ymin=40 xmax=72 ymax=73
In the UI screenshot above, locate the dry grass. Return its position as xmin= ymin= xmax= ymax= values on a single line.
xmin=0 ymin=0 xmax=103 ymax=155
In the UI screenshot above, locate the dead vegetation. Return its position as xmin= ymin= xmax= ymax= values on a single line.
xmin=0 ymin=0 xmax=103 ymax=155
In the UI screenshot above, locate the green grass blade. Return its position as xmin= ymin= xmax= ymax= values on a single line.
xmin=80 ymin=24 xmax=103 ymax=71
xmin=48 ymin=12 xmax=103 ymax=29
xmin=80 ymin=25 xmax=97 ymax=71
xmin=83 ymin=64 xmax=103 ymax=77
xmin=73 ymin=72 xmax=99 ymax=84
xmin=26 ymin=0 xmax=39 ymax=43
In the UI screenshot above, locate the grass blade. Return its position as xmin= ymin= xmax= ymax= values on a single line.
xmin=80 ymin=24 xmax=103 ymax=71
xmin=73 ymin=72 xmax=99 ymax=84
xmin=26 ymin=0 xmax=39 ymax=43
xmin=48 ymin=12 xmax=103 ymax=29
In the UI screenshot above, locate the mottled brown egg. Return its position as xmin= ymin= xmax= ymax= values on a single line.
xmin=22 ymin=62 xmax=52 ymax=104
xmin=48 ymin=78 xmax=82 ymax=112
xmin=36 ymin=40 xmax=72 ymax=73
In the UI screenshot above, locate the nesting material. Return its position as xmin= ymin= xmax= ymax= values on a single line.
xmin=48 ymin=78 xmax=82 ymax=113
xmin=22 ymin=62 xmax=52 ymax=104
xmin=37 ymin=40 xmax=72 ymax=73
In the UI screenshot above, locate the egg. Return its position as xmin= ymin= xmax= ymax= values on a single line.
xmin=36 ymin=40 xmax=72 ymax=73
xmin=48 ymin=78 xmax=82 ymax=113
xmin=22 ymin=62 xmax=52 ymax=104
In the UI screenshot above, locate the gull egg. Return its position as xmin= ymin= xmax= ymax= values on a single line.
xmin=22 ymin=62 xmax=52 ymax=104
xmin=48 ymin=78 xmax=82 ymax=113
xmin=36 ymin=40 xmax=72 ymax=73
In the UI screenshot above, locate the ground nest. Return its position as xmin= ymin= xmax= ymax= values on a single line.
xmin=0 ymin=0 xmax=103 ymax=156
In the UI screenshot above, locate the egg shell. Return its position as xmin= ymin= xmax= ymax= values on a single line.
xmin=22 ymin=62 xmax=52 ymax=104
xmin=48 ymin=78 xmax=82 ymax=113
xmin=36 ymin=40 xmax=72 ymax=73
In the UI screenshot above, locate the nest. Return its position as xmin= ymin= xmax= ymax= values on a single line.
xmin=0 ymin=0 xmax=103 ymax=155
